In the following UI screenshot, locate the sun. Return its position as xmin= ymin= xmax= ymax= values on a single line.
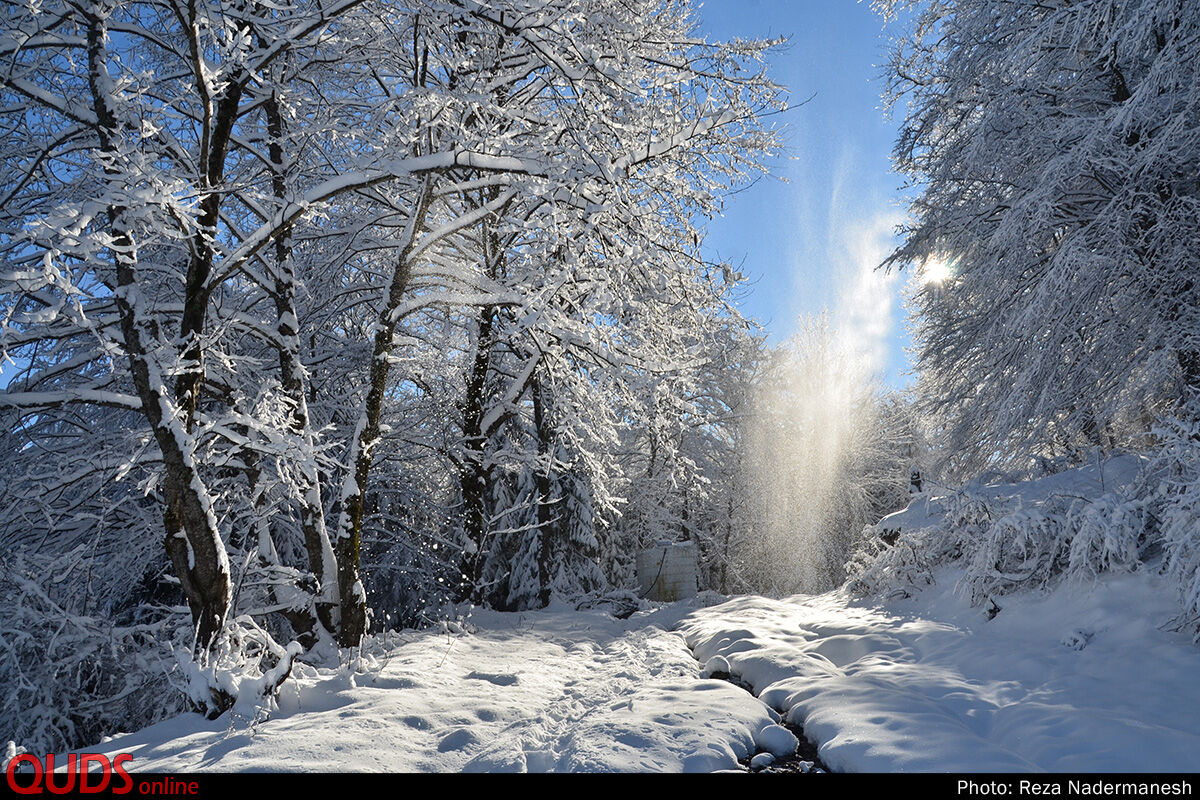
xmin=921 ymin=257 xmax=954 ymax=285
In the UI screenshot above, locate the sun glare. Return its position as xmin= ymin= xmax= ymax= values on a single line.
xmin=921 ymin=257 xmax=954 ymax=285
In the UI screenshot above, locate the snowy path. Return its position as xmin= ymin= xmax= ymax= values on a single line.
xmin=80 ymin=602 xmax=774 ymax=773
xmin=461 ymin=617 xmax=765 ymax=771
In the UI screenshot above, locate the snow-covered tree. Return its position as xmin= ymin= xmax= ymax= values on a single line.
xmin=0 ymin=0 xmax=787 ymax=722
xmin=879 ymin=0 xmax=1200 ymax=476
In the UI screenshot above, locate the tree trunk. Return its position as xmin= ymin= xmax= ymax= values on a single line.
xmin=456 ymin=189 xmax=509 ymax=603
xmin=264 ymin=89 xmax=339 ymax=637
xmin=88 ymin=9 xmax=230 ymax=652
xmin=532 ymin=377 xmax=553 ymax=609
xmin=334 ymin=180 xmax=433 ymax=646
xmin=457 ymin=302 xmax=495 ymax=603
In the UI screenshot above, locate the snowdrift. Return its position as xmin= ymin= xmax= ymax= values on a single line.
xmin=680 ymin=455 xmax=1200 ymax=772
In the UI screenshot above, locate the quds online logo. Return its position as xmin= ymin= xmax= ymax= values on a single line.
xmin=5 ymin=753 xmax=134 ymax=794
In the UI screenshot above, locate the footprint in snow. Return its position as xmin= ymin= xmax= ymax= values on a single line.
xmin=1061 ymin=629 xmax=1094 ymax=650
xmin=438 ymin=728 xmax=480 ymax=752
xmin=466 ymin=670 xmax=519 ymax=686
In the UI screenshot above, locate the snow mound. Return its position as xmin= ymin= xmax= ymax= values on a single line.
xmin=680 ymin=566 xmax=1200 ymax=772
xmin=754 ymin=724 xmax=798 ymax=758
xmin=750 ymin=752 xmax=775 ymax=769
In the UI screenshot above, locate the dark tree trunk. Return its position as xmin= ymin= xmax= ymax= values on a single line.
xmin=264 ymin=89 xmax=338 ymax=637
xmin=532 ymin=378 xmax=553 ymax=609
xmin=455 ymin=187 xmax=512 ymax=604
xmin=88 ymin=10 xmax=230 ymax=653
xmin=457 ymin=302 xmax=495 ymax=603
xmin=335 ymin=181 xmax=433 ymax=647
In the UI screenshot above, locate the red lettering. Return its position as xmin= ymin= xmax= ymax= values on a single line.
xmin=79 ymin=754 xmax=111 ymax=794
xmin=43 ymin=754 xmax=75 ymax=795
xmin=5 ymin=754 xmax=43 ymax=795
xmin=112 ymin=754 xmax=134 ymax=795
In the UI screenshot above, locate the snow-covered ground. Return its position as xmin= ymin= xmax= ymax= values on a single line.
xmin=74 ymin=601 xmax=776 ymax=773
xmin=677 ymin=456 xmax=1200 ymax=772
xmin=69 ymin=560 xmax=1200 ymax=773
xmin=59 ymin=457 xmax=1200 ymax=773
xmin=684 ymin=566 xmax=1200 ymax=772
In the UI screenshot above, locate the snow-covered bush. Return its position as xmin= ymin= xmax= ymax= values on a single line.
xmin=0 ymin=556 xmax=186 ymax=754
xmin=1145 ymin=412 xmax=1200 ymax=639
xmin=847 ymin=490 xmax=976 ymax=598
xmin=1065 ymin=495 xmax=1148 ymax=583
xmin=960 ymin=499 xmax=1074 ymax=603
xmin=176 ymin=617 xmax=304 ymax=721
xmin=845 ymin=535 xmax=939 ymax=600
xmin=848 ymin=458 xmax=1152 ymax=607
xmin=1 ymin=551 xmax=310 ymax=752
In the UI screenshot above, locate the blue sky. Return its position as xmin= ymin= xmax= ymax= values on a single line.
xmin=694 ymin=0 xmax=916 ymax=386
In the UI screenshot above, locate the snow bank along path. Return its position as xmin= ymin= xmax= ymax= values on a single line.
xmin=680 ymin=567 xmax=1200 ymax=772
xmin=78 ymin=601 xmax=776 ymax=772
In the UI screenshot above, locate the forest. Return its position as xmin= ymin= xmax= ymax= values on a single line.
xmin=2 ymin=0 xmax=1198 ymax=766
